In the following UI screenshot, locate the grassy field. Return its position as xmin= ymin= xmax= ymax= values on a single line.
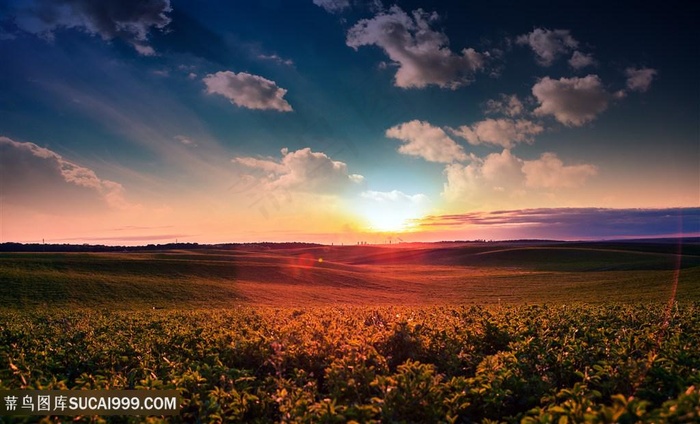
xmin=0 ymin=240 xmax=698 ymax=308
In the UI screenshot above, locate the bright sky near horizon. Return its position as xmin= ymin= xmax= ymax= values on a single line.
xmin=1 ymin=0 xmax=698 ymax=245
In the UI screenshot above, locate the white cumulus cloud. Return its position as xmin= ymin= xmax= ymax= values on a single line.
xmin=442 ymin=149 xmax=597 ymax=203
xmin=203 ymin=71 xmax=293 ymax=112
xmin=532 ymin=75 xmax=611 ymax=126
xmin=386 ymin=120 xmax=468 ymax=163
xmin=442 ymin=149 xmax=524 ymax=203
xmin=569 ymin=51 xmax=597 ymax=70
xmin=522 ymin=152 xmax=598 ymax=188
xmin=625 ymin=67 xmax=657 ymax=92
xmin=233 ymin=147 xmax=363 ymax=194
xmin=450 ymin=118 xmax=544 ymax=149
xmin=346 ymin=6 xmax=486 ymax=89
xmin=516 ymin=28 xmax=578 ymax=66
xmin=484 ymin=94 xmax=525 ymax=117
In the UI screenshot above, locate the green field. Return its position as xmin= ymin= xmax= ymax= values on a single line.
xmin=1 ymin=241 xmax=699 ymax=308
xmin=0 ymin=241 xmax=699 ymax=422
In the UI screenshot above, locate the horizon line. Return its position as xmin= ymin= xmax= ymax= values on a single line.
xmin=2 ymin=235 xmax=699 ymax=250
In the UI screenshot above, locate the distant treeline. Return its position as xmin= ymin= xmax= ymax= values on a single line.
xmin=0 ymin=242 xmax=323 ymax=253
xmin=432 ymin=239 xmax=559 ymax=244
xmin=0 ymin=240 xmax=562 ymax=252
xmin=1 ymin=238 xmax=697 ymax=254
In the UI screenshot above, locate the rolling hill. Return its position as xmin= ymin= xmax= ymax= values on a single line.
xmin=1 ymin=240 xmax=698 ymax=308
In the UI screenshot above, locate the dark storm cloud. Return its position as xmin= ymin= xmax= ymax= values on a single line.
xmin=418 ymin=208 xmax=700 ymax=239
xmin=0 ymin=136 xmax=134 ymax=210
xmin=12 ymin=0 xmax=172 ymax=55
xmin=346 ymin=5 xmax=487 ymax=89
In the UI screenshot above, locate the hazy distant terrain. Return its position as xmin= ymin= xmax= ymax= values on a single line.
xmin=2 ymin=240 xmax=698 ymax=308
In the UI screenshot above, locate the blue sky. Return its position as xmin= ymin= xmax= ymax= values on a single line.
xmin=1 ymin=0 xmax=698 ymax=244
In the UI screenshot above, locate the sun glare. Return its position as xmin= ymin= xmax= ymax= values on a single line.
xmin=351 ymin=191 xmax=431 ymax=234
xmin=359 ymin=207 xmax=423 ymax=233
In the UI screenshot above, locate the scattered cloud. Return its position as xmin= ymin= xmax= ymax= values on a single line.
xmin=203 ymin=71 xmax=293 ymax=112
xmin=233 ymin=156 xmax=285 ymax=174
xmin=522 ymin=152 xmax=598 ymax=188
xmin=442 ymin=149 xmax=597 ymax=203
xmin=484 ymin=94 xmax=525 ymax=117
xmin=516 ymin=28 xmax=578 ymax=66
xmin=386 ymin=120 xmax=468 ymax=163
xmin=133 ymin=43 xmax=156 ymax=56
xmin=479 ymin=149 xmax=525 ymax=186
xmin=313 ymin=0 xmax=350 ymax=14
xmin=13 ymin=0 xmax=172 ymax=55
xmin=233 ymin=147 xmax=363 ymax=193
xmin=569 ymin=51 xmax=596 ymax=69
xmin=174 ymin=135 xmax=197 ymax=147
xmin=346 ymin=6 xmax=486 ymax=89
xmin=532 ymin=75 xmax=611 ymax=126
xmin=152 ymin=69 xmax=169 ymax=77
xmin=450 ymin=118 xmax=544 ymax=149
xmin=0 ymin=136 xmax=135 ymax=210
xmin=625 ymin=67 xmax=657 ymax=92
xmin=442 ymin=149 xmax=525 ymax=203
xmin=361 ymin=190 xmax=428 ymax=204
xmin=258 ymin=53 xmax=294 ymax=66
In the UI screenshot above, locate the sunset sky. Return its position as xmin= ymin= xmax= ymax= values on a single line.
xmin=1 ymin=0 xmax=698 ymax=244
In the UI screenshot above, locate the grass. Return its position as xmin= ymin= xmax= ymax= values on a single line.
xmin=0 ymin=253 xmax=242 ymax=308
xmin=1 ymin=241 xmax=698 ymax=308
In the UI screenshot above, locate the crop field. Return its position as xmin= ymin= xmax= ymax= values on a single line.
xmin=0 ymin=241 xmax=699 ymax=422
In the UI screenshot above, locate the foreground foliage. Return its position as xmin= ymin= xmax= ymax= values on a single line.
xmin=0 ymin=303 xmax=698 ymax=423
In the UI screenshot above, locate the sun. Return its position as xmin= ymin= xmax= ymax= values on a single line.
xmin=356 ymin=201 xmax=427 ymax=233
xmin=348 ymin=190 xmax=431 ymax=234
xmin=362 ymin=210 xmax=419 ymax=233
